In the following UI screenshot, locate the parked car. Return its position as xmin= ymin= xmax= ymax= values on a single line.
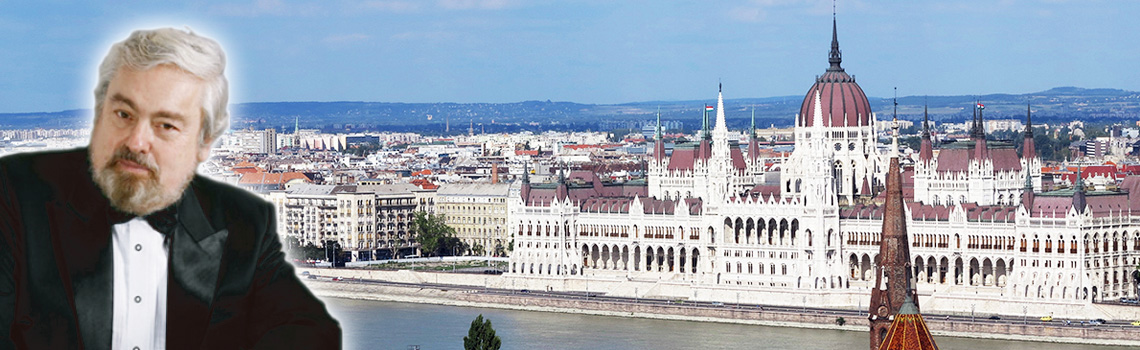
xmin=988 ymin=316 xmax=1001 ymax=320
xmin=1088 ymin=318 xmax=1105 ymax=325
xmin=1040 ymin=315 xmax=1053 ymax=322
xmin=1131 ymin=320 xmax=1140 ymax=326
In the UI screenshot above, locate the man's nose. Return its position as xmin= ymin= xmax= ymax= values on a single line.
xmin=125 ymin=120 xmax=153 ymax=154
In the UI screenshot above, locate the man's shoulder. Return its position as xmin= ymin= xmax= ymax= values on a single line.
xmin=0 ymin=148 xmax=91 ymax=194
xmin=190 ymin=174 xmax=272 ymax=217
xmin=0 ymin=147 xmax=88 ymax=175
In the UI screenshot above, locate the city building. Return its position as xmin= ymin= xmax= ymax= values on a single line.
xmin=506 ymin=16 xmax=1140 ymax=319
xmin=436 ymin=183 xmax=511 ymax=256
xmin=230 ymin=128 xmax=277 ymax=154
xmin=268 ymin=183 xmax=418 ymax=260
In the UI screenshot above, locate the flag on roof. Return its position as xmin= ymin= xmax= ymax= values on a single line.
xmin=705 ymin=105 xmax=714 ymax=111
xmin=976 ymin=103 xmax=985 ymax=110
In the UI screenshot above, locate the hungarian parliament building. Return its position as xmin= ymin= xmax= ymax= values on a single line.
xmin=506 ymin=20 xmax=1140 ymax=316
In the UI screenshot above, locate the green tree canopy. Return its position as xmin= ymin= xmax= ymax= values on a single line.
xmin=463 ymin=314 xmax=501 ymax=350
xmin=411 ymin=211 xmax=463 ymax=256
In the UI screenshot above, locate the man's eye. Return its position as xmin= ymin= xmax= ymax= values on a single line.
xmin=160 ymin=123 xmax=179 ymax=131
xmin=116 ymin=111 xmax=130 ymax=119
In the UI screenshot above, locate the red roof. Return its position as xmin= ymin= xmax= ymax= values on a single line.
xmin=667 ymin=148 xmax=696 ymax=171
xmin=934 ymin=147 xmax=1021 ymax=173
xmin=797 ymin=71 xmax=871 ymax=128
xmin=410 ymin=178 xmax=438 ymax=190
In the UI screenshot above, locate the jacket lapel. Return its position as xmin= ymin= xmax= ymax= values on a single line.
xmin=166 ymin=186 xmax=228 ymax=349
xmin=47 ymin=179 xmax=114 ymax=350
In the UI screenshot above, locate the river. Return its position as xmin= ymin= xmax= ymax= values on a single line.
xmin=325 ymin=297 xmax=1135 ymax=350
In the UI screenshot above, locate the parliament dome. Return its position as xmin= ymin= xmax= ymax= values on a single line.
xmin=797 ymin=18 xmax=872 ymax=128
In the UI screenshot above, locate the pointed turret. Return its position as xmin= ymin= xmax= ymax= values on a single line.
xmin=714 ymin=83 xmax=727 ymax=135
xmin=699 ymin=102 xmax=712 ymax=160
xmin=555 ymin=164 xmax=569 ymax=200
xmin=654 ymin=109 xmax=666 ymax=161
xmin=520 ymin=162 xmax=531 ymax=204
xmin=828 ymin=15 xmax=843 ymax=72
xmin=711 ymin=83 xmax=731 ymax=163
xmin=890 ymin=88 xmax=899 ymax=157
xmin=1073 ymin=166 xmax=1086 ymax=214
xmin=1023 ymin=102 xmax=1037 ymax=159
xmin=748 ymin=108 xmax=761 ymax=163
xmin=919 ymin=104 xmax=934 ymax=162
xmin=1021 ymin=170 xmax=1034 ymax=211
xmin=869 ymin=156 xmax=917 ymax=350
xmin=972 ymin=102 xmax=989 ymax=160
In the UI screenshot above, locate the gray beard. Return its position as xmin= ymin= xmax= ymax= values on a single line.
xmin=91 ymin=149 xmax=191 ymax=216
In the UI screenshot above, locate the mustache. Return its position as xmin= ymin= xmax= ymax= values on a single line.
xmin=108 ymin=147 xmax=159 ymax=175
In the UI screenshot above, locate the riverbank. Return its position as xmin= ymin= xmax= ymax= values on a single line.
xmin=302 ymin=273 xmax=1140 ymax=347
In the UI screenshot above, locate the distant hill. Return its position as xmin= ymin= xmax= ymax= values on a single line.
xmin=2 ymin=87 xmax=1137 ymax=134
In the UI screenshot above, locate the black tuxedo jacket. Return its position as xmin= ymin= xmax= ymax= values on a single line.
xmin=0 ymin=149 xmax=340 ymax=349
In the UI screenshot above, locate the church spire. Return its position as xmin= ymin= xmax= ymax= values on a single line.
xmin=750 ymin=107 xmax=756 ymax=139
xmin=869 ymin=156 xmax=918 ymax=350
xmin=701 ymin=103 xmax=711 ymax=141
xmin=655 ymin=107 xmax=663 ymax=140
xmin=919 ymin=103 xmax=934 ymax=162
xmin=890 ymin=87 xmax=899 ymax=158
xmin=1073 ymin=166 xmax=1087 ymax=214
xmin=654 ymin=108 xmax=666 ymax=161
xmin=1023 ymin=101 xmax=1037 ymax=159
xmin=828 ymin=13 xmax=843 ymax=72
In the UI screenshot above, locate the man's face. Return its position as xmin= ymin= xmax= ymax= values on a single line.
xmin=89 ymin=64 xmax=212 ymax=215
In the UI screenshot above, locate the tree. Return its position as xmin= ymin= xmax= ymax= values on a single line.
xmin=463 ymin=314 xmax=501 ymax=350
xmin=284 ymin=237 xmax=325 ymax=262
xmin=411 ymin=211 xmax=462 ymax=257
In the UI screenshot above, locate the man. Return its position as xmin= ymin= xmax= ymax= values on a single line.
xmin=0 ymin=28 xmax=340 ymax=349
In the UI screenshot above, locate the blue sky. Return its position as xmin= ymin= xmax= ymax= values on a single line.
xmin=0 ymin=0 xmax=1137 ymax=113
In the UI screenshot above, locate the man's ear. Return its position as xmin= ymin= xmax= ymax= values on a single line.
xmin=197 ymin=139 xmax=213 ymax=163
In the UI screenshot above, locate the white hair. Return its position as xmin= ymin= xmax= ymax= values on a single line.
xmin=94 ymin=27 xmax=229 ymax=145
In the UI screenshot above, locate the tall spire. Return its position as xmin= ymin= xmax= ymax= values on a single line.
xmin=1021 ymin=168 xmax=1035 ymax=211
xmin=714 ymin=83 xmax=727 ymax=134
xmin=701 ymin=103 xmax=711 ymax=140
xmin=1023 ymin=101 xmax=1037 ymax=159
xmin=970 ymin=101 xmax=979 ymax=138
xmin=655 ymin=107 xmax=663 ymax=140
xmin=520 ymin=162 xmax=531 ymax=203
xmin=748 ymin=107 xmax=760 ymax=162
xmin=1024 ymin=101 xmax=1033 ymax=138
xmin=750 ymin=107 xmax=756 ymax=139
xmin=869 ymin=156 xmax=918 ymax=350
xmin=891 ymin=87 xmax=899 ymax=158
xmin=828 ymin=12 xmax=843 ymax=71
xmin=921 ymin=103 xmax=931 ymax=138
xmin=655 ymin=108 xmax=667 ymax=161
xmin=1073 ymin=165 xmax=1087 ymax=214
xmin=919 ymin=103 xmax=934 ymax=162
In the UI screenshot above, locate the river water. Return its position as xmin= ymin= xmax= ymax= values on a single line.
xmin=325 ymin=297 xmax=1135 ymax=350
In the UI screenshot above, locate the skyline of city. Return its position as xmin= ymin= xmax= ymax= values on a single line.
xmin=2 ymin=1 xmax=1139 ymax=114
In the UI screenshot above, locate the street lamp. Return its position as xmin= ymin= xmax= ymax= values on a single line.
xmin=971 ymin=304 xmax=976 ymax=323
xmin=1022 ymin=306 xmax=1027 ymax=324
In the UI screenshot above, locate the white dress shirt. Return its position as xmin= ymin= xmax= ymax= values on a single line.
xmin=111 ymin=217 xmax=168 ymax=350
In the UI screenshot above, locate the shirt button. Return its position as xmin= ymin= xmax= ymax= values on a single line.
xmin=135 ymin=244 xmax=142 ymax=251
xmin=133 ymin=347 xmax=140 ymax=350
xmin=134 ymin=296 xmax=141 ymax=303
